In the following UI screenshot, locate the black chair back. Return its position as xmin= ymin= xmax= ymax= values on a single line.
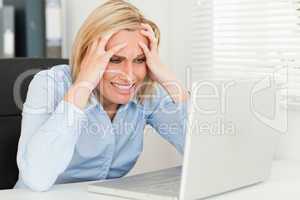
xmin=0 ymin=58 xmax=69 ymax=189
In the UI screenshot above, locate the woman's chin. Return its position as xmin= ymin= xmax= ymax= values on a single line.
xmin=109 ymin=91 xmax=134 ymax=104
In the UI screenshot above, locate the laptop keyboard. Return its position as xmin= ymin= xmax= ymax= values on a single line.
xmin=145 ymin=178 xmax=181 ymax=194
xmin=92 ymin=166 xmax=182 ymax=196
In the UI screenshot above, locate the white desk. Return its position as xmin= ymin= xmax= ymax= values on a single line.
xmin=1 ymin=160 xmax=300 ymax=200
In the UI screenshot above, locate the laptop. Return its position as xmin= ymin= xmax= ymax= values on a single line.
xmin=88 ymin=79 xmax=282 ymax=200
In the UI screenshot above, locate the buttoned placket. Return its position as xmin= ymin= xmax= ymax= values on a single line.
xmin=84 ymin=92 xmax=139 ymax=178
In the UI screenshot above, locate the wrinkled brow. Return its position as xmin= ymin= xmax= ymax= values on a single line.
xmin=112 ymin=54 xmax=145 ymax=59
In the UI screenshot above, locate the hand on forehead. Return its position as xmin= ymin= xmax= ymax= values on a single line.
xmin=105 ymin=30 xmax=149 ymax=54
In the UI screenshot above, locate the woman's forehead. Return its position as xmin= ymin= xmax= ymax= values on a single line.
xmin=106 ymin=30 xmax=149 ymax=48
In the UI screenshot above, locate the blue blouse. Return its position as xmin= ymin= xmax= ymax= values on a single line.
xmin=14 ymin=64 xmax=188 ymax=191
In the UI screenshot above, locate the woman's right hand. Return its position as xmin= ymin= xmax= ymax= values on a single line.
xmin=64 ymin=33 xmax=128 ymax=110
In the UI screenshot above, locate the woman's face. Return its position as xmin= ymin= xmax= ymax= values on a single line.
xmin=98 ymin=30 xmax=149 ymax=106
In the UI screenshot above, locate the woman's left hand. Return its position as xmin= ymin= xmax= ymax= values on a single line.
xmin=139 ymin=23 xmax=190 ymax=103
xmin=138 ymin=23 xmax=173 ymax=84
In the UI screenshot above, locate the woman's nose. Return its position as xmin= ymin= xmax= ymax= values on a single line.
xmin=121 ymin=62 xmax=135 ymax=79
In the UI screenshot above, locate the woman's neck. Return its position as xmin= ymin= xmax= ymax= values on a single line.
xmin=103 ymin=102 xmax=119 ymax=117
xmin=98 ymin=94 xmax=119 ymax=121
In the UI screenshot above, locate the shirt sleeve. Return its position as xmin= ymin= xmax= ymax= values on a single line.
xmin=145 ymin=84 xmax=190 ymax=155
xmin=16 ymin=70 xmax=87 ymax=192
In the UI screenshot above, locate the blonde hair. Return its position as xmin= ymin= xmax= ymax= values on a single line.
xmin=70 ymin=0 xmax=161 ymax=103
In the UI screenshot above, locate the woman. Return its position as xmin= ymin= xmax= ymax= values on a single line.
xmin=14 ymin=0 xmax=189 ymax=191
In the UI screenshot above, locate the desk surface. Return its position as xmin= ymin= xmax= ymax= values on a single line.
xmin=1 ymin=160 xmax=300 ymax=200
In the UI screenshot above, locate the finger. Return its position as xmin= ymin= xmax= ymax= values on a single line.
xmin=138 ymin=41 xmax=151 ymax=57
xmin=105 ymin=43 xmax=128 ymax=58
xmin=86 ymin=39 xmax=99 ymax=56
xmin=141 ymin=23 xmax=157 ymax=39
xmin=81 ymin=38 xmax=99 ymax=69
xmin=141 ymin=23 xmax=156 ymax=38
xmin=141 ymin=23 xmax=155 ymax=35
xmin=140 ymin=30 xmax=157 ymax=50
xmin=98 ymin=31 xmax=115 ymax=51
xmin=140 ymin=23 xmax=158 ymax=49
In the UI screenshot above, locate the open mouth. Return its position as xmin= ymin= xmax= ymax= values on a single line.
xmin=111 ymin=82 xmax=136 ymax=93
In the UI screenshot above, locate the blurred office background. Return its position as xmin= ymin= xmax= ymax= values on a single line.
xmin=0 ymin=0 xmax=63 ymax=58
xmin=0 ymin=0 xmax=300 ymax=176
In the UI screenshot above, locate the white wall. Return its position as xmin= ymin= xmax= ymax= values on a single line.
xmin=62 ymin=0 xmax=102 ymax=58
xmin=168 ymin=0 xmax=300 ymax=162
